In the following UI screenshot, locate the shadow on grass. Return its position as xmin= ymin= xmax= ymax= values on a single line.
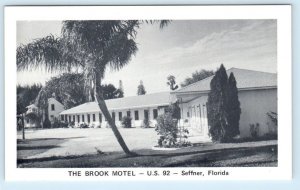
xmin=17 ymin=136 xmax=85 ymax=143
xmin=17 ymin=136 xmax=86 ymax=161
xmin=17 ymin=145 xmax=61 ymax=150
xmin=17 ymin=143 xmax=277 ymax=168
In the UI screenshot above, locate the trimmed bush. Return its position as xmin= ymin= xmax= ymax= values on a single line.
xmin=79 ymin=123 xmax=89 ymax=128
xmin=52 ymin=119 xmax=68 ymax=128
xmin=121 ymin=116 xmax=132 ymax=128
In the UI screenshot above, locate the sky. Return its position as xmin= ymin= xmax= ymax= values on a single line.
xmin=17 ymin=20 xmax=277 ymax=97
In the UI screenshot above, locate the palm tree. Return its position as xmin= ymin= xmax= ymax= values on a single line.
xmin=17 ymin=20 xmax=169 ymax=155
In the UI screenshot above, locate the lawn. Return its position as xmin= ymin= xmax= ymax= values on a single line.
xmin=17 ymin=128 xmax=278 ymax=168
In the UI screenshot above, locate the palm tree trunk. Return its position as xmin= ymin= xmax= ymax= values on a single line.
xmin=94 ymin=72 xmax=133 ymax=155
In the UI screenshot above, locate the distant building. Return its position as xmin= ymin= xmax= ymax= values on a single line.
xmin=24 ymin=97 xmax=65 ymax=128
xmin=48 ymin=97 xmax=65 ymax=123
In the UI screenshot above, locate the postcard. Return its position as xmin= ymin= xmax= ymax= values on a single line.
xmin=5 ymin=5 xmax=292 ymax=180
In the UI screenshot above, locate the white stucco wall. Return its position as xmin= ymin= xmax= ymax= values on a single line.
xmin=178 ymin=88 xmax=277 ymax=138
xmin=48 ymin=98 xmax=65 ymax=122
xmin=238 ymin=88 xmax=277 ymax=137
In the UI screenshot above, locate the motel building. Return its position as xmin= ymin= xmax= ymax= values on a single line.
xmin=59 ymin=92 xmax=175 ymax=128
xmin=58 ymin=68 xmax=277 ymax=141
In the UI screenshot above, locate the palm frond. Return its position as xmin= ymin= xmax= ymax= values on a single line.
xmin=17 ymin=35 xmax=82 ymax=72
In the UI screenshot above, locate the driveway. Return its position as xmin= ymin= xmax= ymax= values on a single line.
xmin=18 ymin=128 xmax=159 ymax=159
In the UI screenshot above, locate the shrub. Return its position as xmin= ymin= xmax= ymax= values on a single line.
xmin=155 ymin=113 xmax=178 ymax=147
xmin=121 ymin=116 xmax=132 ymax=128
xmin=142 ymin=117 xmax=151 ymax=128
xmin=52 ymin=119 xmax=68 ymax=128
xmin=68 ymin=121 xmax=75 ymax=128
xmin=79 ymin=123 xmax=89 ymax=128
xmin=250 ymin=123 xmax=260 ymax=139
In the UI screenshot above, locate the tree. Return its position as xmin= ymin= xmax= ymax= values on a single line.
xmin=137 ymin=80 xmax=146 ymax=95
xmin=167 ymin=75 xmax=178 ymax=90
xmin=17 ymin=84 xmax=42 ymax=114
xmin=17 ymin=20 xmax=169 ymax=155
xmin=181 ymin=69 xmax=214 ymax=87
xmin=44 ymin=73 xmax=124 ymax=108
xmin=207 ymin=64 xmax=229 ymax=142
xmin=226 ymin=73 xmax=241 ymax=139
xmin=118 ymin=80 xmax=124 ymax=98
xmin=34 ymin=88 xmax=50 ymax=128
xmin=102 ymin=84 xmax=123 ymax=100
xmin=44 ymin=73 xmax=87 ymax=109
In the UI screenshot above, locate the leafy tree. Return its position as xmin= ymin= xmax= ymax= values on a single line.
xmin=167 ymin=75 xmax=178 ymax=90
xmin=44 ymin=73 xmax=124 ymax=109
xmin=44 ymin=73 xmax=87 ymax=109
xmin=226 ymin=73 xmax=241 ymax=139
xmin=102 ymin=84 xmax=123 ymax=100
xmin=207 ymin=64 xmax=229 ymax=142
xmin=181 ymin=69 xmax=214 ymax=87
xmin=17 ymin=84 xmax=42 ymax=114
xmin=16 ymin=20 xmax=169 ymax=155
xmin=137 ymin=80 xmax=146 ymax=95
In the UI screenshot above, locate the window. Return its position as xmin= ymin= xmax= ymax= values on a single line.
xmin=82 ymin=115 xmax=85 ymax=122
xmin=77 ymin=115 xmax=80 ymax=123
xmin=153 ymin=109 xmax=158 ymax=119
xmin=119 ymin=112 xmax=122 ymax=121
xmin=51 ymin=104 xmax=55 ymax=111
xmin=73 ymin=115 xmax=75 ymax=122
xmin=134 ymin=110 xmax=139 ymax=120
xmin=61 ymin=115 xmax=64 ymax=121
xmin=99 ymin=113 xmax=102 ymax=123
xmin=127 ymin=111 xmax=131 ymax=117
xmin=69 ymin=115 xmax=71 ymax=122
xmin=87 ymin=114 xmax=90 ymax=123
xmin=92 ymin=114 xmax=96 ymax=122
xmin=187 ymin=111 xmax=190 ymax=118
xmin=112 ymin=112 xmax=115 ymax=122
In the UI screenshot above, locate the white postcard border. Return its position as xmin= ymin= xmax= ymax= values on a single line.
xmin=5 ymin=5 xmax=292 ymax=181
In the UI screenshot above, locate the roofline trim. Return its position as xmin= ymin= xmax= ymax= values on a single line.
xmin=172 ymin=86 xmax=277 ymax=95
xmin=59 ymin=102 xmax=170 ymax=115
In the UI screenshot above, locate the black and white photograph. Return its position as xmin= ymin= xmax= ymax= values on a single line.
xmin=5 ymin=6 xmax=291 ymax=180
